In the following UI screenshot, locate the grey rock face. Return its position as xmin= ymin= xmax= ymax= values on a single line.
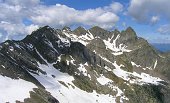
xmin=89 ymin=26 xmax=112 ymax=39
xmin=73 ymin=26 xmax=88 ymax=36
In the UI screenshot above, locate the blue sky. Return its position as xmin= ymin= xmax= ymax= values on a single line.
xmin=0 ymin=0 xmax=170 ymax=43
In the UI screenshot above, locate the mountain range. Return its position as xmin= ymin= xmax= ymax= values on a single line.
xmin=0 ymin=25 xmax=170 ymax=103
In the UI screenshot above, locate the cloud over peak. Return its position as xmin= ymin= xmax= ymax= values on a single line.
xmin=31 ymin=2 xmax=122 ymax=29
xmin=0 ymin=1 xmax=123 ymax=42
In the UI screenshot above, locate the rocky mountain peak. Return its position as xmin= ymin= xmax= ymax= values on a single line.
xmin=116 ymin=27 xmax=138 ymax=46
xmin=89 ymin=26 xmax=111 ymax=39
xmin=89 ymin=26 xmax=104 ymax=30
xmin=62 ymin=26 xmax=72 ymax=32
xmin=73 ymin=26 xmax=87 ymax=36
xmin=113 ymin=29 xmax=120 ymax=34
xmin=125 ymin=26 xmax=134 ymax=32
xmin=124 ymin=26 xmax=137 ymax=39
xmin=23 ymin=25 xmax=57 ymax=42
xmin=110 ymin=29 xmax=120 ymax=39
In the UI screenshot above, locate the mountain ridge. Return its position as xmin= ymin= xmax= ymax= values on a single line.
xmin=0 ymin=25 xmax=170 ymax=103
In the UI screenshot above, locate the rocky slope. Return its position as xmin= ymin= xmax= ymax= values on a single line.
xmin=0 ymin=25 xmax=170 ymax=103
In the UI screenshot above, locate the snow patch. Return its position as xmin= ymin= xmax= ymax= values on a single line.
xmin=84 ymin=62 xmax=88 ymax=66
xmin=93 ymin=50 xmax=96 ymax=54
xmin=99 ymin=54 xmax=163 ymax=85
xmin=0 ymin=75 xmax=37 ymax=103
xmin=154 ymin=59 xmax=158 ymax=69
xmin=9 ymin=46 xmax=14 ymax=51
xmin=104 ymin=66 xmax=112 ymax=71
xmin=103 ymin=34 xmax=131 ymax=56
xmin=77 ymin=64 xmax=87 ymax=74
xmin=131 ymin=61 xmax=141 ymax=67
xmin=77 ymin=63 xmax=91 ymax=79
xmin=57 ymin=55 xmax=62 ymax=62
xmin=107 ymin=83 xmax=129 ymax=102
xmin=30 ymin=52 xmax=120 ymax=103
xmin=66 ymin=59 xmax=70 ymax=65
xmin=30 ymin=61 xmax=117 ymax=103
xmin=59 ymin=36 xmax=71 ymax=47
xmin=1 ymin=65 xmax=5 ymax=68
xmin=112 ymin=62 xmax=163 ymax=85
xmin=69 ymin=55 xmax=76 ymax=65
xmin=97 ymin=75 xmax=112 ymax=85
xmin=63 ymin=30 xmax=94 ymax=46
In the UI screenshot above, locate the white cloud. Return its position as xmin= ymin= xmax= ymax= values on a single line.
xmin=5 ymin=0 xmax=40 ymax=7
xmin=0 ymin=21 xmax=39 ymax=41
xmin=31 ymin=3 xmax=122 ymax=29
xmin=104 ymin=2 xmax=123 ymax=13
xmin=151 ymin=16 xmax=159 ymax=24
xmin=157 ymin=24 xmax=170 ymax=34
xmin=128 ymin=0 xmax=170 ymax=23
xmin=0 ymin=1 xmax=123 ymax=42
xmin=25 ymin=24 xmax=39 ymax=34
xmin=0 ymin=0 xmax=40 ymax=24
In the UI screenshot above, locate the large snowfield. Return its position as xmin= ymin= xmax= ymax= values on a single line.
xmin=0 ymin=75 xmax=37 ymax=103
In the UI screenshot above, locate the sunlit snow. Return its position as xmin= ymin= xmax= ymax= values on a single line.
xmin=63 ymin=30 xmax=94 ymax=46
xmin=30 ymin=50 xmax=127 ymax=103
xmin=0 ymin=75 xmax=37 ymax=103
xmin=112 ymin=62 xmax=163 ymax=85
xmin=97 ymin=75 xmax=112 ymax=85
xmin=99 ymin=55 xmax=163 ymax=85
xmin=103 ymin=34 xmax=131 ymax=56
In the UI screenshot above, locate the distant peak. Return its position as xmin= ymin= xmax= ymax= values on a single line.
xmin=76 ymin=26 xmax=86 ymax=31
xmin=74 ymin=26 xmax=86 ymax=32
xmin=22 ymin=25 xmax=56 ymax=42
xmin=62 ymin=26 xmax=71 ymax=32
xmin=89 ymin=26 xmax=106 ymax=31
xmin=73 ymin=26 xmax=87 ymax=36
xmin=43 ymin=25 xmax=50 ymax=28
xmin=89 ymin=26 xmax=111 ymax=39
xmin=125 ymin=27 xmax=135 ymax=32
xmin=123 ymin=27 xmax=137 ymax=36
xmin=113 ymin=29 xmax=120 ymax=34
xmin=118 ymin=26 xmax=137 ymax=43
xmin=39 ymin=25 xmax=52 ymax=30
xmin=35 ymin=25 xmax=54 ymax=33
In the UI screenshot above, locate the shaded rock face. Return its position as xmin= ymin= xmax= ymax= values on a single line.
xmin=89 ymin=26 xmax=112 ymax=39
xmin=73 ymin=26 xmax=88 ymax=36
xmin=0 ymin=25 xmax=170 ymax=103
xmin=115 ymin=27 xmax=137 ymax=47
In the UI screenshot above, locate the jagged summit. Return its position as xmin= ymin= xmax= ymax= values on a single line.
xmin=88 ymin=26 xmax=111 ymax=39
xmin=40 ymin=25 xmax=51 ymax=29
xmin=125 ymin=26 xmax=134 ymax=32
xmin=23 ymin=25 xmax=57 ymax=42
xmin=75 ymin=26 xmax=86 ymax=30
xmin=73 ymin=26 xmax=87 ymax=36
xmin=89 ymin=25 xmax=105 ymax=30
xmin=114 ymin=26 xmax=138 ymax=47
xmin=124 ymin=26 xmax=137 ymax=38
xmin=62 ymin=26 xmax=72 ymax=32
xmin=113 ymin=29 xmax=120 ymax=33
